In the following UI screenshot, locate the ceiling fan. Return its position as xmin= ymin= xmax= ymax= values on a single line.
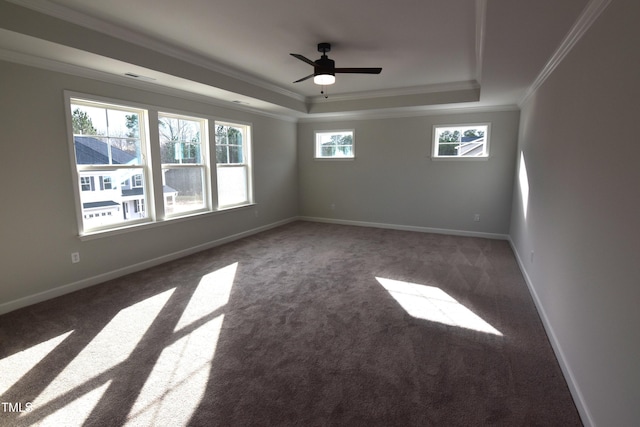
xmin=290 ymin=43 xmax=382 ymax=86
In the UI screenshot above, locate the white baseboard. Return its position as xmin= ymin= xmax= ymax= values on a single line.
xmin=0 ymin=217 xmax=297 ymax=316
xmin=0 ymin=215 xmax=592 ymax=427
xmin=299 ymin=216 xmax=509 ymax=240
xmin=507 ymin=237 xmax=594 ymax=427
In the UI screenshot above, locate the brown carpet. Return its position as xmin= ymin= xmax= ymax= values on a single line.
xmin=0 ymin=221 xmax=582 ymax=426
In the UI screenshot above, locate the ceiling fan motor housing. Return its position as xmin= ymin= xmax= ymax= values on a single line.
xmin=315 ymin=56 xmax=335 ymax=77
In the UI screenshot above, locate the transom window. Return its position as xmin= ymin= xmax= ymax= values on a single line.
xmin=314 ymin=130 xmax=354 ymax=159
xmin=432 ymin=124 xmax=490 ymax=158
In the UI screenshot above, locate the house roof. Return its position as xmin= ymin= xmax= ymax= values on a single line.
xmin=83 ymin=200 xmax=120 ymax=209
xmin=74 ymin=136 xmax=137 ymax=165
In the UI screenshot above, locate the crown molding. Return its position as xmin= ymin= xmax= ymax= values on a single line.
xmin=8 ymin=0 xmax=306 ymax=104
xmin=308 ymin=80 xmax=480 ymax=104
xmin=475 ymin=0 xmax=487 ymax=84
xmin=1 ymin=44 xmax=517 ymax=124
xmin=519 ymin=0 xmax=612 ymax=106
xmin=0 ymin=47 xmax=298 ymax=122
xmin=298 ymin=103 xmax=519 ymax=123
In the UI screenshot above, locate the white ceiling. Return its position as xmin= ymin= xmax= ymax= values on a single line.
xmin=1 ymin=0 xmax=593 ymax=118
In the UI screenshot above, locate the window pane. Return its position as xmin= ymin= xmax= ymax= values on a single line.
xmin=217 ymin=166 xmax=248 ymax=207
xmin=163 ymin=167 xmax=205 ymax=215
xmin=434 ymin=124 xmax=489 ymax=158
xmin=78 ymin=168 xmax=147 ymax=229
xmin=315 ymin=130 xmax=354 ymax=158
xmin=215 ymin=124 xmax=244 ymax=164
xmin=438 ymin=144 xmax=459 ymax=156
xmin=229 ymin=145 xmax=243 ymax=163
xmin=336 ymin=145 xmax=353 ymax=157
xmin=438 ymin=130 xmax=461 ymax=143
xmin=321 ymin=146 xmax=336 ymax=157
xmin=71 ymin=102 xmax=144 ymax=165
xmin=158 ymin=115 xmax=203 ymax=164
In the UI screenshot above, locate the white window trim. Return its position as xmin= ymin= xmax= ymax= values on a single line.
xmin=66 ymin=95 xmax=155 ymax=235
xmin=314 ymin=129 xmax=355 ymax=160
xmin=215 ymin=120 xmax=253 ymax=209
xmin=431 ymin=122 xmax=491 ymax=160
xmin=158 ymin=111 xmax=212 ymax=219
xmin=65 ymin=91 xmax=254 ymax=239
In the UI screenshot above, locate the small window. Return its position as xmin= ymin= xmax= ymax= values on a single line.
xmin=315 ymin=130 xmax=354 ymax=159
xmin=132 ymin=174 xmax=143 ymax=188
xmin=432 ymin=124 xmax=490 ymax=158
xmin=80 ymin=176 xmax=93 ymax=191
xmin=102 ymin=176 xmax=113 ymax=190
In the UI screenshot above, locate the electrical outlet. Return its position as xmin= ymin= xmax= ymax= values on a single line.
xmin=71 ymin=252 xmax=80 ymax=264
xmin=530 ymin=251 xmax=535 ymax=263
xmin=330 ymin=203 xmax=336 ymax=211
xmin=473 ymin=214 xmax=480 ymax=222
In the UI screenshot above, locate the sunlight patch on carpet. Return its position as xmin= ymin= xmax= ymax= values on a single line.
xmin=0 ymin=330 xmax=74 ymax=395
xmin=29 ymin=288 xmax=175 ymax=419
xmin=126 ymin=262 xmax=237 ymax=426
xmin=376 ymin=277 xmax=502 ymax=336
xmin=24 ymin=381 xmax=112 ymax=426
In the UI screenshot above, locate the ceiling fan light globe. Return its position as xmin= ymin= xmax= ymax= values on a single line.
xmin=314 ymin=74 xmax=335 ymax=85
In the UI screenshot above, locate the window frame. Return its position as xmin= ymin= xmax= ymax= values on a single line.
xmin=314 ymin=129 xmax=355 ymax=160
xmin=214 ymin=120 xmax=253 ymax=209
xmin=65 ymin=91 xmax=253 ymax=239
xmin=431 ymin=123 xmax=491 ymax=160
xmin=67 ymin=96 xmax=153 ymax=234
xmin=158 ymin=111 xmax=211 ymax=219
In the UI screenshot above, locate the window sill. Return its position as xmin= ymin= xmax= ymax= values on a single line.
xmin=430 ymin=156 xmax=490 ymax=161
xmin=79 ymin=203 xmax=256 ymax=241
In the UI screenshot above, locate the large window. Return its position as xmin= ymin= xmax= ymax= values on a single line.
xmin=67 ymin=93 xmax=252 ymax=236
xmin=314 ymin=130 xmax=354 ymax=159
xmin=215 ymin=121 xmax=251 ymax=208
xmin=69 ymin=98 xmax=149 ymax=232
xmin=432 ymin=124 xmax=490 ymax=158
xmin=158 ymin=113 xmax=209 ymax=216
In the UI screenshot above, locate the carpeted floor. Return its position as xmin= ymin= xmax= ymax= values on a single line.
xmin=0 ymin=221 xmax=582 ymax=426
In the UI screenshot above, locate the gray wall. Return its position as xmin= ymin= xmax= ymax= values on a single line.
xmin=298 ymin=111 xmax=520 ymax=236
xmin=509 ymin=0 xmax=640 ymax=425
xmin=0 ymin=61 xmax=298 ymax=311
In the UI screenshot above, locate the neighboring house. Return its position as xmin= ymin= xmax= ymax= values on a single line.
xmin=74 ymin=136 xmax=177 ymax=226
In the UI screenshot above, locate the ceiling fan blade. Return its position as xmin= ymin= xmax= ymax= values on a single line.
xmin=290 ymin=53 xmax=317 ymax=67
xmin=293 ymin=74 xmax=314 ymax=83
xmin=334 ymin=67 xmax=382 ymax=74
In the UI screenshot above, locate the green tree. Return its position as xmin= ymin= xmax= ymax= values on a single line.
xmin=438 ymin=130 xmax=460 ymax=155
xmin=439 ymin=130 xmax=460 ymax=143
xmin=321 ymin=133 xmax=352 ymax=157
xmin=125 ymin=114 xmax=139 ymax=138
xmin=463 ymin=129 xmax=484 ymax=139
xmin=71 ymin=108 xmax=97 ymax=135
xmin=215 ymin=125 xmax=242 ymax=164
